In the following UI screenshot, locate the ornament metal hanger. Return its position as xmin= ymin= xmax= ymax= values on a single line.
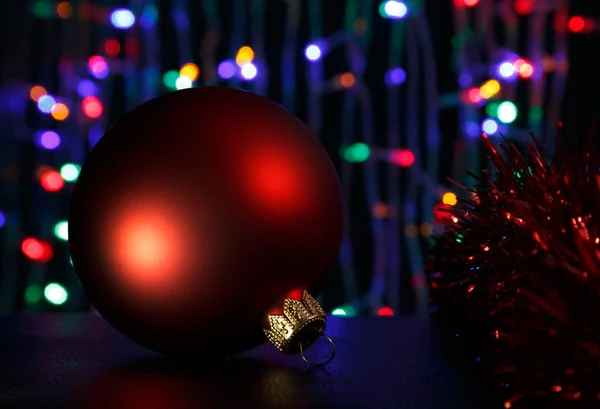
xmin=264 ymin=290 xmax=336 ymax=367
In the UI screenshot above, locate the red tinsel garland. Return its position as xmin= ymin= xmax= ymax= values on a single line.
xmin=429 ymin=132 xmax=600 ymax=409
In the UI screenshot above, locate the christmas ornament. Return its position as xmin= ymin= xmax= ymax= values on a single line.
xmin=429 ymin=132 xmax=600 ymax=409
xmin=68 ymin=87 xmax=343 ymax=363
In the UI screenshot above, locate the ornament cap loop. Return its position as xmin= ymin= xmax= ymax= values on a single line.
xmin=299 ymin=333 xmax=336 ymax=367
xmin=264 ymin=290 xmax=334 ymax=365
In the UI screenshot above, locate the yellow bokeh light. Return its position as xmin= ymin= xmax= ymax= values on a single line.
xmin=30 ymin=86 xmax=47 ymax=102
xmin=479 ymin=79 xmax=501 ymax=99
xmin=57 ymin=2 xmax=73 ymax=19
xmin=340 ymin=73 xmax=355 ymax=88
xmin=180 ymin=63 xmax=200 ymax=81
xmin=51 ymin=103 xmax=69 ymax=121
xmin=235 ymin=46 xmax=255 ymax=67
xmin=442 ymin=192 xmax=458 ymax=206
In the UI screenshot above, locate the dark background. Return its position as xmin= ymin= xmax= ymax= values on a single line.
xmin=0 ymin=0 xmax=598 ymax=315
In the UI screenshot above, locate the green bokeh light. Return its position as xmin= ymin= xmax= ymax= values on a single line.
xmin=54 ymin=221 xmax=69 ymax=241
xmin=342 ymin=143 xmax=371 ymax=163
xmin=60 ymin=163 xmax=81 ymax=182
xmin=162 ymin=70 xmax=180 ymax=89
xmin=44 ymin=283 xmax=68 ymax=305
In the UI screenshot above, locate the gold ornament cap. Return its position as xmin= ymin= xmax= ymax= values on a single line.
xmin=264 ymin=290 xmax=336 ymax=367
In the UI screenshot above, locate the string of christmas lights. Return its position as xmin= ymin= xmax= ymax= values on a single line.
xmin=0 ymin=0 xmax=582 ymax=316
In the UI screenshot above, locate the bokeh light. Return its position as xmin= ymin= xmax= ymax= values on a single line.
xmin=51 ymin=103 xmax=69 ymax=121
xmin=241 ymin=63 xmax=258 ymax=80
xmin=482 ymin=118 xmax=499 ymax=135
xmin=35 ymin=130 xmax=61 ymax=150
xmin=180 ymin=63 xmax=200 ymax=81
xmin=44 ymin=283 xmax=68 ymax=305
xmin=82 ymin=96 xmax=103 ymax=119
xmin=60 ymin=163 xmax=81 ymax=182
xmin=110 ymin=8 xmax=136 ymax=29
xmin=497 ymin=101 xmax=518 ymax=123
xmin=175 ymin=76 xmax=193 ymax=89
xmin=88 ymin=55 xmax=109 ymax=79
xmin=56 ymin=2 xmax=73 ymax=19
xmin=379 ymin=1 xmax=408 ymax=19
xmin=305 ymin=44 xmax=322 ymax=61
xmin=339 ymin=72 xmax=355 ymax=88
xmin=41 ymin=170 xmax=65 ymax=192
xmin=479 ymin=79 xmax=501 ymax=99
xmin=54 ymin=221 xmax=69 ymax=241
xmin=342 ymin=143 xmax=371 ymax=163
xmin=0 ymin=211 xmax=5 ymax=229
xmin=30 ymin=85 xmax=47 ymax=102
xmin=235 ymin=46 xmax=255 ymax=67
xmin=77 ymin=79 xmax=98 ymax=97
xmin=104 ymin=39 xmax=121 ymax=57
xmin=37 ymin=95 xmax=56 ymax=113
xmin=442 ymin=192 xmax=458 ymax=206
xmin=217 ymin=60 xmax=236 ymax=79
xmin=497 ymin=61 xmax=516 ymax=78
xmin=390 ymin=149 xmax=415 ymax=167
xmin=377 ymin=306 xmax=395 ymax=316
xmin=515 ymin=59 xmax=534 ymax=79
xmin=21 ymin=238 xmax=53 ymax=262
xmin=568 ymin=16 xmax=585 ymax=33
xmin=162 ymin=70 xmax=179 ymax=89
xmin=24 ymin=286 xmax=43 ymax=305
xmin=384 ymin=67 xmax=407 ymax=86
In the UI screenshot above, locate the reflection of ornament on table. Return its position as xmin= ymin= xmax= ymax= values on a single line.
xmin=68 ymin=86 xmax=343 ymax=362
xmin=429 ymin=131 xmax=600 ymax=408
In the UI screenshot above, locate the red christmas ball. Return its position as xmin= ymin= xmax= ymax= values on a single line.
xmin=68 ymin=87 xmax=343 ymax=358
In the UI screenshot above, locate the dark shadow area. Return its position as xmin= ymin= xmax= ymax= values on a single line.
xmin=68 ymin=355 xmax=337 ymax=409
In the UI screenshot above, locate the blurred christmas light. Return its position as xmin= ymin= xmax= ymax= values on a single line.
xmin=21 ymin=238 xmax=53 ymax=262
xmin=175 ymin=76 xmax=193 ymax=89
xmin=88 ymin=55 xmax=109 ymax=79
xmin=384 ymin=67 xmax=406 ymax=86
xmin=390 ymin=149 xmax=415 ymax=167
xmin=50 ymin=103 xmax=69 ymax=121
xmin=567 ymin=16 xmax=588 ymax=33
xmin=442 ymin=192 xmax=458 ymax=206
xmin=54 ymin=221 xmax=69 ymax=241
xmin=514 ymin=59 xmax=534 ymax=79
xmin=30 ymin=85 xmax=47 ymax=102
xmin=342 ymin=143 xmax=370 ymax=163
xmin=453 ymin=0 xmax=480 ymax=6
xmin=377 ymin=306 xmax=395 ymax=316
xmin=41 ymin=170 xmax=64 ymax=192
xmin=31 ymin=1 xmax=53 ymax=18
xmin=433 ymin=203 xmax=452 ymax=224
xmin=486 ymin=102 xmax=499 ymax=117
xmin=373 ymin=202 xmax=390 ymax=219
xmin=479 ymin=79 xmax=501 ymax=99
xmin=482 ymin=118 xmax=499 ymax=135
xmin=235 ymin=46 xmax=255 ymax=67
xmin=110 ymin=8 xmax=136 ymax=29
xmin=60 ymin=163 xmax=80 ymax=182
xmin=467 ymin=87 xmax=482 ymax=103
xmin=217 ymin=60 xmax=236 ymax=79
xmin=77 ymin=79 xmax=98 ymax=97
xmin=162 ymin=70 xmax=179 ymax=89
xmin=514 ymin=0 xmax=533 ymax=15
xmin=82 ymin=96 xmax=103 ymax=119
xmin=497 ymin=61 xmax=516 ymax=79
xmin=35 ymin=130 xmax=61 ymax=150
xmin=0 ymin=211 xmax=5 ymax=229
xmin=24 ymin=286 xmax=43 ymax=305
xmin=44 ymin=283 xmax=68 ymax=305
xmin=304 ymin=44 xmax=322 ymax=61
xmin=331 ymin=308 xmax=347 ymax=316
xmin=180 ymin=63 xmax=200 ymax=81
xmin=56 ymin=2 xmax=73 ymax=19
xmin=379 ymin=1 xmax=408 ymax=19
xmin=104 ymin=39 xmax=121 ymax=57
xmin=339 ymin=72 xmax=355 ymax=88
xmin=37 ymin=95 xmax=56 ymax=113
xmin=140 ymin=5 xmax=158 ymax=29
xmin=241 ymin=63 xmax=258 ymax=80
xmin=497 ymin=101 xmax=518 ymax=123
